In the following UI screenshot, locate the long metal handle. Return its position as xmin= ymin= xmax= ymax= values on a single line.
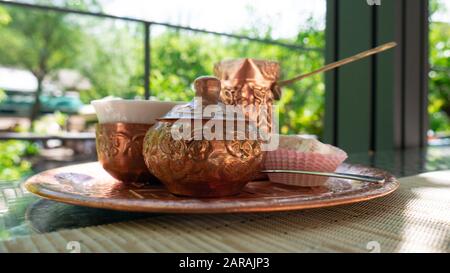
xmin=262 ymin=170 xmax=385 ymax=184
xmin=277 ymin=42 xmax=397 ymax=87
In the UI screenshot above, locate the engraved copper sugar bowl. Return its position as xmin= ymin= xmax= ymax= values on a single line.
xmin=143 ymin=76 xmax=265 ymax=197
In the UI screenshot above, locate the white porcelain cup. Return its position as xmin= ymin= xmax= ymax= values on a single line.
xmin=91 ymin=99 xmax=182 ymax=124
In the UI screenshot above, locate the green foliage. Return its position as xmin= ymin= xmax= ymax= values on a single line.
xmin=0 ymin=89 xmax=6 ymax=103
xmin=430 ymin=0 xmax=444 ymax=16
xmin=78 ymin=20 xmax=142 ymax=102
xmin=0 ymin=2 xmax=84 ymax=77
xmin=138 ymin=20 xmax=325 ymax=136
xmin=0 ymin=1 xmax=100 ymax=121
xmin=0 ymin=110 xmax=70 ymax=182
xmin=429 ymin=0 xmax=450 ymax=134
xmin=0 ymin=6 xmax=11 ymax=26
xmin=0 ymin=230 xmax=10 ymax=240
xmin=148 ymin=31 xmax=227 ymax=102
xmin=32 ymin=111 xmax=68 ymax=134
xmin=0 ymin=0 xmax=448 ymax=140
xmin=0 ymin=140 xmax=38 ymax=182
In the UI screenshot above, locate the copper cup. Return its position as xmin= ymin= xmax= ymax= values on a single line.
xmin=96 ymin=123 xmax=157 ymax=183
xmin=92 ymin=99 xmax=182 ymax=184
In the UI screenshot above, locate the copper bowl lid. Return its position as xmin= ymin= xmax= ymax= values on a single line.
xmin=158 ymin=76 xmax=249 ymax=122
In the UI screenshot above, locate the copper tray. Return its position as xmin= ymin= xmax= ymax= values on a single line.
xmin=24 ymin=162 xmax=399 ymax=213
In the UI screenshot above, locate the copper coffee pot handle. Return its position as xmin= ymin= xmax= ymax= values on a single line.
xmin=277 ymin=41 xmax=397 ymax=87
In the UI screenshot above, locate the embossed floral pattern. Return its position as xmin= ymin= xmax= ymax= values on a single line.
xmin=97 ymin=130 xmax=146 ymax=159
xmin=96 ymin=123 xmax=154 ymax=183
xmin=143 ymin=121 xmax=264 ymax=196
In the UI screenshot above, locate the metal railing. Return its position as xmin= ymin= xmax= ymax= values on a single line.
xmin=0 ymin=0 xmax=323 ymax=99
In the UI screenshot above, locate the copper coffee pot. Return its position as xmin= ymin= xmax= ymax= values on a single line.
xmin=213 ymin=42 xmax=397 ymax=129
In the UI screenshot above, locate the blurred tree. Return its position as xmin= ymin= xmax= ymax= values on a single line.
xmin=140 ymin=18 xmax=325 ymax=136
xmin=0 ymin=1 xmax=94 ymax=123
xmin=77 ymin=20 xmax=142 ymax=102
xmin=147 ymin=30 xmax=228 ymax=102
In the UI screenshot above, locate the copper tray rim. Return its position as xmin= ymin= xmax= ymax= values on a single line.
xmin=24 ymin=162 xmax=400 ymax=214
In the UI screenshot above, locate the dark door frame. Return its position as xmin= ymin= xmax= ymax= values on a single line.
xmin=324 ymin=0 xmax=429 ymax=152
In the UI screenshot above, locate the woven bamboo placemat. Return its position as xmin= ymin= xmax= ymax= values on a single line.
xmin=1 ymin=171 xmax=449 ymax=253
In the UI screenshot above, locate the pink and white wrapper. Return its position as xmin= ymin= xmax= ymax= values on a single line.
xmin=264 ymin=147 xmax=348 ymax=187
